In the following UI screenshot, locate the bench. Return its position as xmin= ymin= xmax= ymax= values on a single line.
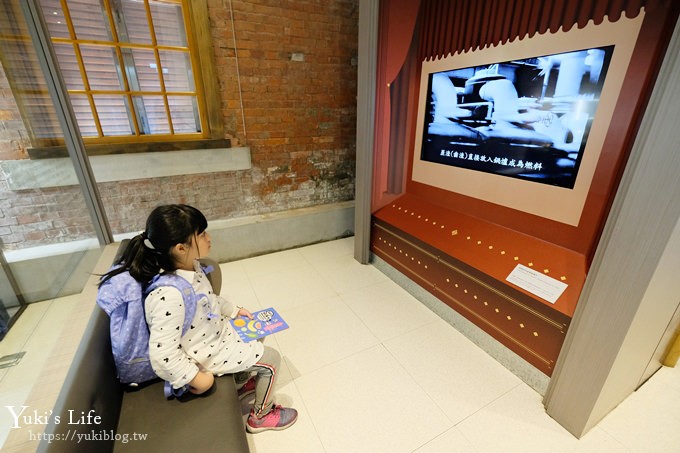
xmin=38 ymin=243 xmax=249 ymax=452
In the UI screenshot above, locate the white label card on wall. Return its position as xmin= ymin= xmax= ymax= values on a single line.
xmin=506 ymin=264 xmax=568 ymax=304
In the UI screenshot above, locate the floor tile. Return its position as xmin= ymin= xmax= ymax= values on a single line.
xmin=240 ymin=248 xmax=310 ymax=277
xmin=597 ymin=365 xmax=680 ymax=453
xmin=638 ymin=362 xmax=680 ymax=391
xmin=247 ymin=264 xmax=338 ymax=312
xmin=298 ymin=236 xmax=354 ymax=265
xmin=457 ymin=385 xmax=629 ymax=453
xmin=341 ymin=280 xmax=439 ymax=341
xmin=275 ymin=297 xmax=380 ymax=377
xmin=219 ymin=260 xmax=261 ymax=310
xmin=413 ymin=426 xmax=480 ymax=453
xmin=295 ymin=345 xmax=452 ymax=453
xmin=384 ymin=318 xmax=522 ymax=424
xmin=313 ymin=253 xmax=388 ymax=294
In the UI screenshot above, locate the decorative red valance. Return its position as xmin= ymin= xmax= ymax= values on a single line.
xmin=418 ymin=0 xmax=663 ymax=60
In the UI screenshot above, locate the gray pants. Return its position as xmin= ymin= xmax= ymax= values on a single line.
xmin=235 ymin=345 xmax=281 ymax=417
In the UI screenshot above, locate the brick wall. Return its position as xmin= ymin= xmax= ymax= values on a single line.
xmin=214 ymin=0 xmax=358 ymax=209
xmin=0 ymin=0 xmax=358 ymax=251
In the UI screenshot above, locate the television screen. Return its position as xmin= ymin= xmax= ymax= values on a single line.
xmin=420 ymin=46 xmax=614 ymax=189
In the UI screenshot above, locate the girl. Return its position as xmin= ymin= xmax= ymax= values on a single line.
xmin=100 ymin=204 xmax=297 ymax=433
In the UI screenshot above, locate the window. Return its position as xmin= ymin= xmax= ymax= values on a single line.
xmin=0 ymin=0 xmax=222 ymax=151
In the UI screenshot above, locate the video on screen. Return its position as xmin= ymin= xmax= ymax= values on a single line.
xmin=420 ymin=46 xmax=614 ymax=189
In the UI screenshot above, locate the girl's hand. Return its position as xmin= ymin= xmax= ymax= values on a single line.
xmin=189 ymin=370 xmax=214 ymax=394
xmin=237 ymin=307 xmax=254 ymax=319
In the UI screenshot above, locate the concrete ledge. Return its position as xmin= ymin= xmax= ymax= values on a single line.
xmin=208 ymin=201 xmax=355 ymax=262
xmin=1 ymin=147 xmax=251 ymax=190
xmin=9 ymin=201 xmax=355 ymax=302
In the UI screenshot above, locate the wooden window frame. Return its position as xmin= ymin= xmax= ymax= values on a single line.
xmin=3 ymin=0 xmax=224 ymax=157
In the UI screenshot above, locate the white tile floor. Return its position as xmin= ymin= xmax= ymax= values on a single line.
xmin=2 ymin=237 xmax=679 ymax=452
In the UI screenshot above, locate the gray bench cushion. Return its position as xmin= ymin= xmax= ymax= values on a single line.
xmin=115 ymin=375 xmax=248 ymax=452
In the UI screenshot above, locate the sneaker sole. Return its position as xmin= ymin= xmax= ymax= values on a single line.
xmin=246 ymin=413 xmax=298 ymax=434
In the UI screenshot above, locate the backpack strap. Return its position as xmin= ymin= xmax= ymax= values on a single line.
xmin=146 ymin=272 xmax=210 ymax=398
xmin=146 ymin=273 xmax=201 ymax=336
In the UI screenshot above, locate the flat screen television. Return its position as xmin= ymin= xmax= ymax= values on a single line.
xmin=410 ymin=16 xmax=642 ymax=226
xmin=421 ymin=46 xmax=614 ymax=189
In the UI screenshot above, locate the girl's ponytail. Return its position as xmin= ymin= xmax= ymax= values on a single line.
xmin=98 ymin=204 xmax=207 ymax=287
xmin=98 ymin=232 xmax=161 ymax=287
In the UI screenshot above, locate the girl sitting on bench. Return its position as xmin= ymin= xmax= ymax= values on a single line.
xmin=100 ymin=204 xmax=297 ymax=433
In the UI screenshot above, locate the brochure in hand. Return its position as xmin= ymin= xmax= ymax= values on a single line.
xmin=230 ymin=307 xmax=289 ymax=342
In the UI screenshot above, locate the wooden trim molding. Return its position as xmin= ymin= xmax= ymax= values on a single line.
xmin=186 ymin=0 xmax=224 ymax=140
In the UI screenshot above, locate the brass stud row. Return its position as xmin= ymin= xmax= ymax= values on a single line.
xmin=391 ymin=204 xmax=567 ymax=282
xmin=377 ymin=230 xmax=550 ymax=341
xmin=443 ymin=276 xmax=539 ymax=338
xmin=378 ymin=236 xmax=428 ymax=269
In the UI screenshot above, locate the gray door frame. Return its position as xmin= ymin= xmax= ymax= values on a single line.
xmin=354 ymin=0 xmax=379 ymax=264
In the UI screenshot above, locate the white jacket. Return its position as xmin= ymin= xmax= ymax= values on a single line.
xmin=145 ymin=261 xmax=264 ymax=389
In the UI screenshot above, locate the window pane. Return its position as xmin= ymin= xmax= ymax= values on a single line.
xmin=1 ymin=41 xmax=43 ymax=92
xmin=8 ymin=0 xmax=206 ymax=145
xmin=0 ymin=10 xmax=61 ymax=141
xmin=150 ymin=1 xmax=187 ymax=47
xmin=40 ymin=0 xmax=69 ymax=39
xmin=22 ymin=94 xmax=61 ymax=139
xmin=135 ymin=96 xmax=169 ymax=134
xmin=80 ymin=45 xmax=123 ymax=91
xmin=70 ymin=94 xmax=97 ymax=137
xmin=0 ymin=0 xmax=104 ymax=328
xmin=54 ymin=43 xmax=84 ymax=91
xmin=131 ymin=49 xmax=161 ymax=92
xmin=93 ymin=95 xmax=132 ymax=136
xmin=168 ymin=96 xmax=200 ymax=133
xmin=159 ymin=50 xmax=193 ymax=92
xmin=120 ymin=0 xmax=152 ymax=45
xmin=68 ymin=0 xmax=113 ymax=41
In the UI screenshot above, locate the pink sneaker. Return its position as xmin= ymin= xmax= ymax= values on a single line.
xmin=237 ymin=376 xmax=256 ymax=400
xmin=246 ymin=404 xmax=298 ymax=433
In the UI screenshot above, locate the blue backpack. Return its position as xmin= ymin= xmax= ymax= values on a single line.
xmin=96 ymin=269 xmax=208 ymax=385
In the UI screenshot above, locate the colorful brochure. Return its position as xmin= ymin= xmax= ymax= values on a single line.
xmin=230 ymin=307 xmax=289 ymax=342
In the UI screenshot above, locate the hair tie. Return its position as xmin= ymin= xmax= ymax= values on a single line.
xmin=141 ymin=232 xmax=156 ymax=250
